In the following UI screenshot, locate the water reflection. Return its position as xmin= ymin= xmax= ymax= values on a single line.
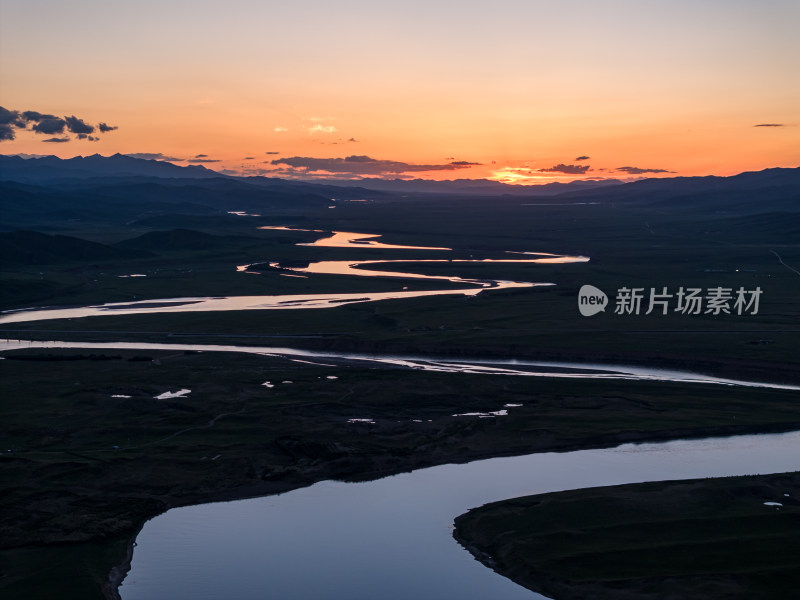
xmin=0 ymin=286 xmax=520 ymax=324
xmin=119 ymin=431 xmax=800 ymax=600
xmin=291 ymin=256 xmax=587 ymax=284
xmin=1 ymin=228 xmax=586 ymax=324
xmin=1 ymin=340 xmax=797 ymax=391
xmin=297 ymin=230 xmax=452 ymax=250
xmin=257 ymin=225 xmax=325 ymax=233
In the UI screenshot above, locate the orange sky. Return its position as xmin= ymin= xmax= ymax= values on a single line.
xmin=1 ymin=1 xmax=798 ymax=183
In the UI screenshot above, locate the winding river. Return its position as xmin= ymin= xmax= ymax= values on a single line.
xmin=1 ymin=340 xmax=797 ymax=390
xmin=0 ymin=230 xmax=587 ymax=325
xmin=118 ymin=431 xmax=800 ymax=600
xmin=3 ymin=229 xmax=797 ymax=598
xmin=2 ymin=339 xmax=798 ymax=597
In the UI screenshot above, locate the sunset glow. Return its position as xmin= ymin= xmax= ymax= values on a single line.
xmin=1 ymin=0 xmax=798 ymax=182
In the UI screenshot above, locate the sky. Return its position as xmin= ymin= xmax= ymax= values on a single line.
xmin=1 ymin=0 xmax=798 ymax=183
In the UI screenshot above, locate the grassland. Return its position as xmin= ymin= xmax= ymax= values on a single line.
xmin=1 ymin=174 xmax=798 ymax=598
xmin=2 ymin=347 xmax=800 ymax=598
xmin=454 ymin=471 xmax=800 ymax=599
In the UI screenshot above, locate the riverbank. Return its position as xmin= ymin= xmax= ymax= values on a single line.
xmin=114 ymin=433 xmax=800 ymax=599
xmin=2 ymin=347 xmax=800 ymax=598
xmin=454 ymin=471 xmax=800 ymax=599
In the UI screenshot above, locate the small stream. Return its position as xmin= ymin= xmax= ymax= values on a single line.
xmin=1 ymin=339 xmax=798 ymax=390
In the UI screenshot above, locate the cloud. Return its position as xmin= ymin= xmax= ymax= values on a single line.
xmin=194 ymin=153 xmax=208 ymax=158
xmin=32 ymin=118 xmax=67 ymax=135
xmin=21 ymin=110 xmax=58 ymax=122
xmin=450 ymin=160 xmax=482 ymax=166
xmin=574 ymin=155 xmax=591 ymax=161
xmin=274 ymin=127 xmax=288 ymax=132
xmin=64 ymin=115 xmax=94 ymax=134
xmin=240 ymin=168 xmax=273 ymax=176
xmin=1 ymin=107 xmax=25 ymax=126
xmin=187 ymin=158 xmax=221 ymax=163
xmin=0 ymin=106 xmax=23 ymax=140
xmin=125 ymin=152 xmax=184 ymax=161
xmin=615 ymin=166 xmax=674 ymax=175
xmin=0 ymin=106 xmax=118 ymax=143
xmin=270 ymin=155 xmax=480 ymax=177
xmin=538 ymin=163 xmax=591 ymax=175
xmin=265 ymin=151 xmax=280 ymax=154
xmin=754 ymin=123 xmax=784 ymax=127
xmin=243 ymin=156 xmax=255 ymax=160
xmin=348 ymin=137 xmax=358 ymax=142
xmin=308 ymin=124 xmax=337 ymax=134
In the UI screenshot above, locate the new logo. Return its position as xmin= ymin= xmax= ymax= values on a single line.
xmin=578 ymin=284 xmax=608 ymax=316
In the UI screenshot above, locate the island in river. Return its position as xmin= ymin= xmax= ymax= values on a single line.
xmin=454 ymin=471 xmax=800 ymax=600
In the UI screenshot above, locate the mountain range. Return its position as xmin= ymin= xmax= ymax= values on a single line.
xmin=0 ymin=153 xmax=621 ymax=197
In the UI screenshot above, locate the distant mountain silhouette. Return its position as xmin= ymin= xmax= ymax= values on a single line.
xmin=1 ymin=155 xmax=797 ymax=216
xmin=0 ymin=153 xmax=622 ymax=196
xmin=0 ymin=230 xmax=150 ymax=266
xmin=0 ymin=153 xmax=220 ymax=183
xmin=0 ymin=176 xmax=331 ymax=230
xmin=116 ymin=228 xmax=257 ymax=251
xmin=310 ymin=177 xmax=625 ymax=196
xmin=556 ymin=167 xmax=800 ymax=213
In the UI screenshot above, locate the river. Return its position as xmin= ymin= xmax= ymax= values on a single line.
xmin=118 ymin=431 xmax=800 ymax=600
xmin=1 ymin=340 xmax=797 ymax=390
xmin=0 ymin=229 xmax=586 ymax=325
xmin=2 ymin=229 xmax=795 ymax=598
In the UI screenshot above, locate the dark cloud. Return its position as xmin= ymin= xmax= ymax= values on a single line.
xmin=1 ymin=107 xmax=25 ymax=127
xmin=615 ymin=166 xmax=674 ymax=175
xmin=754 ymin=123 xmax=784 ymax=127
xmin=32 ymin=118 xmax=67 ymax=135
xmin=98 ymin=122 xmax=118 ymax=133
xmin=0 ymin=124 xmax=15 ymax=140
xmin=450 ymin=160 xmax=482 ymax=166
xmin=0 ymin=107 xmax=24 ymax=140
xmin=243 ymin=156 xmax=255 ymax=160
xmin=187 ymin=158 xmax=221 ymax=163
xmin=270 ymin=155 xmax=478 ymax=176
xmin=265 ymin=151 xmax=280 ymax=155
xmin=194 ymin=154 xmax=208 ymax=158
xmin=0 ymin=106 xmax=117 ymax=142
xmin=537 ymin=163 xmax=591 ymax=175
xmin=348 ymin=138 xmax=358 ymax=142
xmin=125 ymin=152 xmax=183 ymax=161
xmin=64 ymin=115 xmax=94 ymax=134
xmin=21 ymin=110 xmax=58 ymax=122
xmin=574 ymin=155 xmax=590 ymax=161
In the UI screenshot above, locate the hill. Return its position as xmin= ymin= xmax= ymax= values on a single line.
xmin=0 ymin=231 xmax=150 ymax=267
xmin=0 ymin=153 xmax=220 ymax=183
